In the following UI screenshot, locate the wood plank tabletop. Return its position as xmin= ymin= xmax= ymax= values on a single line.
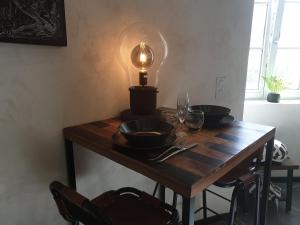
xmin=63 ymin=110 xmax=275 ymax=197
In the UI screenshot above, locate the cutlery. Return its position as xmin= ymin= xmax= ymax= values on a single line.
xmin=149 ymin=140 xmax=187 ymax=161
xmin=154 ymin=143 xmax=198 ymax=163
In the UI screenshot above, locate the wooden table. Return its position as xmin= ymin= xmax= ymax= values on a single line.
xmin=63 ymin=114 xmax=275 ymax=225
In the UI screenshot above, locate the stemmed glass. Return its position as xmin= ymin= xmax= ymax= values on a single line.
xmin=176 ymin=92 xmax=189 ymax=136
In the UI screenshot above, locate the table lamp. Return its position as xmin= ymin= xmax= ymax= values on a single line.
xmin=118 ymin=22 xmax=168 ymax=120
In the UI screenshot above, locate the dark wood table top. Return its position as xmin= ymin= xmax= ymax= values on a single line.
xmin=63 ymin=112 xmax=275 ymax=197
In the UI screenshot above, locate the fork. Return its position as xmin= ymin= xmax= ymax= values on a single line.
xmin=154 ymin=143 xmax=198 ymax=163
xmin=148 ymin=140 xmax=187 ymax=161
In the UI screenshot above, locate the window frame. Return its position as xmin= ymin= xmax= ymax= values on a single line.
xmin=246 ymin=0 xmax=300 ymax=100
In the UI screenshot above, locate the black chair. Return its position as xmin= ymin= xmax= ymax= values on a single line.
xmin=199 ymin=173 xmax=261 ymax=225
xmin=198 ymin=150 xmax=262 ymax=225
xmin=158 ymin=150 xmax=262 ymax=225
xmin=50 ymin=181 xmax=179 ymax=225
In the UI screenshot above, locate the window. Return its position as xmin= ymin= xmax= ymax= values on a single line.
xmin=246 ymin=0 xmax=300 ymax=99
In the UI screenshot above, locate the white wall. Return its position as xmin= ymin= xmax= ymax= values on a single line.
xmin=244 ymin=101 xmax=300 ymax=177
xmin=0 ymin=0 xmax=254 ymax=224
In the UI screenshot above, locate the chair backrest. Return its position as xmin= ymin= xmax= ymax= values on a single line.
xmin=49 ymin=181 xmax=112 ymax=225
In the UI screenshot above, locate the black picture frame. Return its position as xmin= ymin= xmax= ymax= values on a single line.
xmin=0 ymin=0 xmax=67 ymax=46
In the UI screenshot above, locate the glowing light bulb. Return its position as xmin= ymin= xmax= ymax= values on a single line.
xmin=131 ymin=42 xmax=154 ymax=73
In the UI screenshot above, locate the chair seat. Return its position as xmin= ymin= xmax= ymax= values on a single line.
xmin=91 ymin=188 xmax=174 ymax=225
xmin=214 ymin=149 xmax=263 ymax=187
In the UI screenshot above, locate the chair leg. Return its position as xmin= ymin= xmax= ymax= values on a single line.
xmin=242 ymin=186 xmax=249 ymax=213
xmin=202 ymin=189 xmax=207 ymax=220
xmin=153 ymin=182 xmax=159 ymax=197
xmin=228 ymin=184 xmax=240 ymax=225
xmin=172 ymin=192 xmax=178 ymax=208
xmin=254 ymin=174 xmax=261 ymax=225
xmin=159 ymin=184 xmax=166 ymax=202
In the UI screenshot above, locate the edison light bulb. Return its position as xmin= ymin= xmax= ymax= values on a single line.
xmin=131 ymin=42 xmax=154 ymax=72
xmin=118 ymin=22 xmax=168 ymax=88
xmin=130 ymin=41 xmax=155 ymax=86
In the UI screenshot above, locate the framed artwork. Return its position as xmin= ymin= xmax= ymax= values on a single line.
xmin=0 ymin=0 xmax=67 ymax=46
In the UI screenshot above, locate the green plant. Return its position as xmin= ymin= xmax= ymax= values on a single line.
xmin=263 ymin=76 xmax=285 ymax=93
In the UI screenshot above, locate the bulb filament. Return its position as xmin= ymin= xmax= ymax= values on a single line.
xmin=139 ymin=42 xmax=147 ymax=65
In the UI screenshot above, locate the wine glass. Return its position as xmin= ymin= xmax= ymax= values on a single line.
xmin=176 ymin=92 xmax=189 ymax=136
xmin=185 ymin=111 xmax=204 ymax=132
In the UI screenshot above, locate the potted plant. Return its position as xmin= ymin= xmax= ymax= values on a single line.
xmin=263 ymin=76 xmax=285 ymax=103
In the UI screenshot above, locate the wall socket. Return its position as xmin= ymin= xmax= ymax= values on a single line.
xmin=215 ymin=76 xmax=226 ymax=100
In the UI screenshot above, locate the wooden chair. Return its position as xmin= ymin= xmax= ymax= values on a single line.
xmin=50 ymin=181 xmax=179 ymax=225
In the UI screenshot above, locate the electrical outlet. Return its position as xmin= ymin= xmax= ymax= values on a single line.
xmin=215 ymin=76 xmax=226 ymax=100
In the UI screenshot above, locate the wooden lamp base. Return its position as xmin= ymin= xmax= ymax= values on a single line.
xmin=120 ymin=85 xmax=161 ymax=121
xmin=129 ymin=86 xmax=158 ymax=115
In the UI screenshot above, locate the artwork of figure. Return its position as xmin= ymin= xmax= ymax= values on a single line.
xmin=0 ymin=0 xmax=67 ymax=46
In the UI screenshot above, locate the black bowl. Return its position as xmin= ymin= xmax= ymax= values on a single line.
xmin=189 ymin=105 xmax=231 ymax=124
xmin=119 ymin=119 xmax=174 ymax=147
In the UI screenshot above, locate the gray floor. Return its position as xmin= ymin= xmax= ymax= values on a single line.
xmin=237 ymin=183 xmax=300 ymax=225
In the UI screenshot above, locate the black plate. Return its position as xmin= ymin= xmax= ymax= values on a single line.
xmin=189 ymin=105 xmax=231 ymax=124
xmin=119 ymin=119 xmax=174 ymax=147
xmin=204 ymin=115 xmax=235 ymax=128
xmin=189 ymin=105 xmax=231 ymax=115
xmin=112 ymin=132 xmax=176 ymax=152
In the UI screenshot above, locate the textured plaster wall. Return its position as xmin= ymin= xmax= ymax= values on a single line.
xmin=0 ymin=0 xmax=253 ymax=224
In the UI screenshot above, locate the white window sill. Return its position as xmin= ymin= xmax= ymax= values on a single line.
xmin=244 ymin=99 xmax=300 ymax=105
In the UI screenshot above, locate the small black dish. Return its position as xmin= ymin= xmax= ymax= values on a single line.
xmin=119 ymin=119 xmax=174 ymax=147
xmin=189 ymin=105 xmax=231 ymax=124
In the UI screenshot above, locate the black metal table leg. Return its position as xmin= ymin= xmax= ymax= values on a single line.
xmin=65 ymin=139 xmax=77 ymax=190
xmin=159 ymin=184 xmax=166 ymax=202
xmin=203 ymin=190 xmax=207 ymax=220
xmin=64 ymin=139 xmax=78 ymax=225
xmin=286 ymin=169 xmax=293 ymax=212
xmin=260 ymin=138 xmax=274 ymax=225
xmin=182 ymin=197 xmax=195 ymax=225
xmin=255 ymin=174 xmax=261 ymax=225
